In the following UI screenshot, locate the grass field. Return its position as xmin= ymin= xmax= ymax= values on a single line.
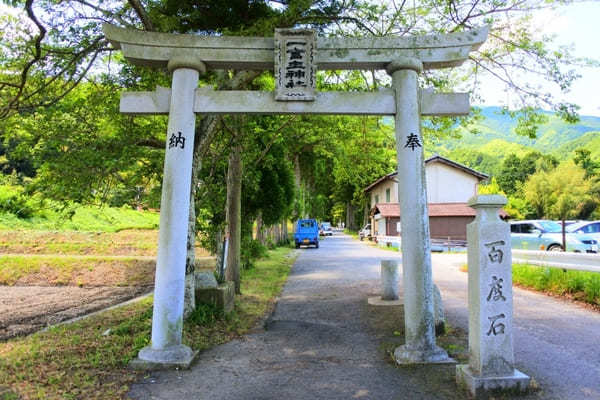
xmin=0 ymin=230 xmax=159 ymax=256
xmin=0 ymin=246 xmax=297 ymax=400
xmin=0 ymin=228 xmax=211 ymax=288
xmin=0 ymin=205 xmax=159 ymax=232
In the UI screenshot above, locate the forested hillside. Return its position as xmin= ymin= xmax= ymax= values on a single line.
xmin=429 ymin=107 xmax=600 ymax=177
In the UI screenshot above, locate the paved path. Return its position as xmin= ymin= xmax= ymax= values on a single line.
xmin=129 ymin=234 xmax=600 ymax=399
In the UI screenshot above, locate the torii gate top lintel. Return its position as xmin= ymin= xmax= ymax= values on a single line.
xmin=102 ymin=24 xmax=488 ymax=71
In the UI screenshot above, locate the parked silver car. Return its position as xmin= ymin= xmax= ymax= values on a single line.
xmin=510 ymin=220 xmax=598 ymax=253
xmin=566 ymin=220 xmax=600 ymax=243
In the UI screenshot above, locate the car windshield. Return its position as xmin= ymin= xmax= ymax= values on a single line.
xmin=538 ymin=221 xmax=562 ymax=233
xmin=299 ymin=220 xmax=315 ymax=229
xmin=565 ymin=223 xmax=587 ymax=233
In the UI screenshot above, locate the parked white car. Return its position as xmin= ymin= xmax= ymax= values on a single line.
xmin=359 ymin=224 xmax=371 ymax=241
xmin=320 ymin=222 xmax=333 ymax=236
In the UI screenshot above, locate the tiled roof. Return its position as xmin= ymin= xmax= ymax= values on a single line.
xmin=429 ymin=202 xmax=477 ymax=217
xmin=373 ymin=203 xmax=400 ymax=217
xmin=372 ymin=202 xmax=509 ymax=218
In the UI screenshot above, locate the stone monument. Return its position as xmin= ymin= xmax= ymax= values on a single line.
xmin=456 ymin=195 xmax=530 ymax=396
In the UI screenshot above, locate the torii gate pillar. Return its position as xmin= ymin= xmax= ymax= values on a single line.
xmin=388 ymin=59 xmax=450 ymax=363
xmin=133 ymin=56 xmax=206 ymax=369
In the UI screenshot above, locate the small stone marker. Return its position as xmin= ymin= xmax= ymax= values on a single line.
xmin=381 ymin=260 xmax=399 ymax=300
xmin=456 ymin=195 xmax=530 ymax=397
xmin=368 ymin=260 xmax=402 ymax=306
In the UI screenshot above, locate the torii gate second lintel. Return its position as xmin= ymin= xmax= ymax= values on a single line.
xmin=107 ymin=24 xmax=488 ymax=369
xmin=120 ymin=87 xmax=470 ymax=116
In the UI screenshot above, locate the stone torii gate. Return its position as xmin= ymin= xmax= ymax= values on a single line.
xmin=103 ymin=24 xmax=488 ymax=368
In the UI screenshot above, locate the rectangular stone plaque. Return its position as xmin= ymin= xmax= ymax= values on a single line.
xmin=274 ymin=29 xmax=316 ymax=101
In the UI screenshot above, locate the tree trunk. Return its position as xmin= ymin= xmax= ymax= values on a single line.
xmin=562 ymin=218 xmax=566 ymax=251
xmin=346 ymin=202 xmax=356 ymax=230
xmin=182 ymin=116 xmax=216 ymax=317
xmin=183 ymin=72 xmax=260 ymax=308
xmin=183 ymin=182 xmax=197 ymax=318
xmin=273 ymin=223 xmax=281 ymax=244
xmin=282 ymin=219 xmax=288 ymax=243
xmin=256 ymin=211 xmax=265 ymax=245
xmin=225 ymin=140 xmax=242 ymax=294
xmin=293 ymin=154 xmax=306 ymax=218
xmin=214 ymin=228 xmax=224 ymax=280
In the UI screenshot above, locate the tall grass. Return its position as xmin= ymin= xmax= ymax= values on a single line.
xmin=512 ymin=264 xmax=600 ymax=306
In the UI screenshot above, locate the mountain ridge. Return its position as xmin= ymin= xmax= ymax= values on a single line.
xmin=428 ymin=106 xmax=600 ymax=177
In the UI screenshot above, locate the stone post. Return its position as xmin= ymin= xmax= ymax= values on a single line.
xmin=387 ymin=59 xmax=450 ymax=364
xmin=133 ymin=56 xmax=206 ymax=369
xmin=381 ymin=260 xmax=399 ymax=300
xmin=456 ymin=195 xmax=530 ymax=396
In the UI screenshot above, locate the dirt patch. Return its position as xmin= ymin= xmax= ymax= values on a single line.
xmin=0 ymin=285 xmax=152 ymax=340
xmin=9 ymin=258 xmax=157 ymax=287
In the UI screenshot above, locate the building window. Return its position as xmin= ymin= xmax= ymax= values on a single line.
xmin=386 ymin=188 xmax=390 ymax=203
xmin=374 ymin=195 xmax=379 ymax=204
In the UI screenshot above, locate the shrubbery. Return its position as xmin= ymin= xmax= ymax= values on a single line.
xmin=0 ymin=184 xmax=37 ymax=218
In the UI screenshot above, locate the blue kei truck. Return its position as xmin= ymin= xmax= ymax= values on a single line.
xmin=294 ymin=219 xmax=319 ymax=248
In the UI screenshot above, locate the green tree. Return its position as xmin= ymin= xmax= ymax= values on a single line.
xmin=496 ymin=154 xmax=522 ymax=195
xmin=573 ymin=148 xmax=599 ymax=179
xmin=445 ymin=148 xmax=501 ymax=177
xmin=477 ymin=177 xmax=530 ymax=219
xmin=496 ymin=151 xmax=557 ymax=195
xmin=523 ymin=161 xmax=593 ymax=248
xmin=2 ymin=0 xmax=597 ymax=310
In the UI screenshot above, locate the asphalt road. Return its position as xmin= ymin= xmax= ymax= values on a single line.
xmin=129 ymin=234 xmax=600 ymax=400
xmin=433 ymin=252 xmax=600 ymax=399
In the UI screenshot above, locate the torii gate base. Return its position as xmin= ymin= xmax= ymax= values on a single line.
xmin=103 ymin=24 xmax=488 ymax=370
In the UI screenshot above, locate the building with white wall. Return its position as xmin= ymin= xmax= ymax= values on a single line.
xmin=364 ymin=155 xmax=506 ymax=240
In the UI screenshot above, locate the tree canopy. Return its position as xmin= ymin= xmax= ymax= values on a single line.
xmin=1 ymin=0 xmax=597 ymax=231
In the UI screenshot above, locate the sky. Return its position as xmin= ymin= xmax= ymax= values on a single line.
xmin=541 ymin=1 xmax=600 ymax=117
xmin=476 ymin=1 xmax=600 ymax=117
